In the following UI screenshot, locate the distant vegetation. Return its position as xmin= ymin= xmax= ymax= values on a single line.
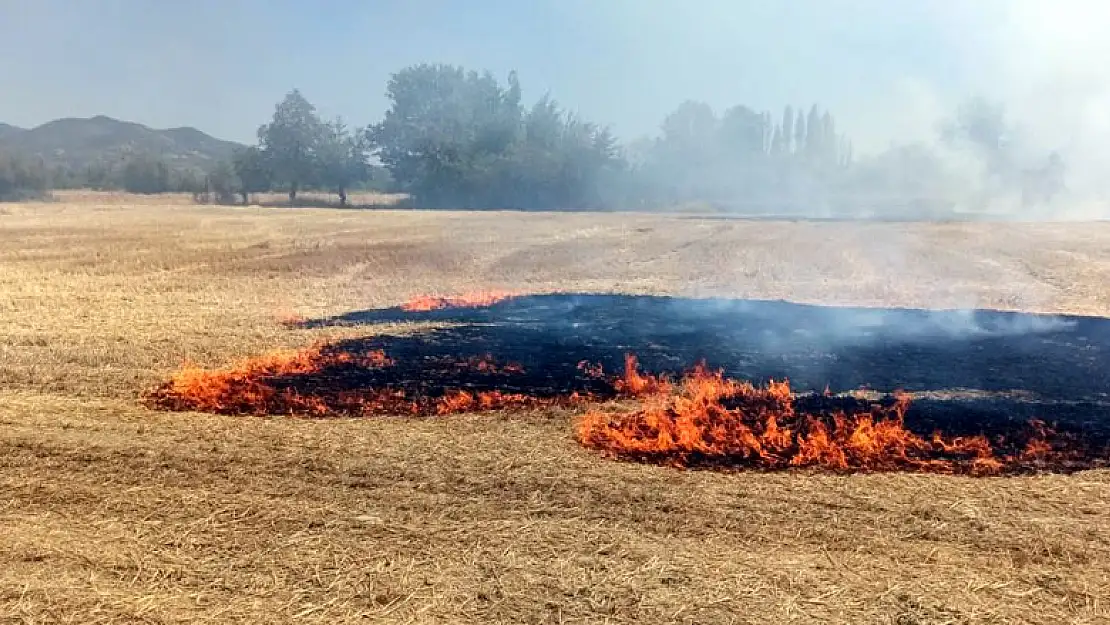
xmin=0 ymin=64 xmax=1066 ymax=214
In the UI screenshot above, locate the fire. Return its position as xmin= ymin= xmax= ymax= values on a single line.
xmin=400 ymin=290 xmax=519 ymax=312
xmin=146 ymin=344 xmax=612 ymax=417
xmin=576 ymin=360 xmax=1088 ymax=476
xmin=148 ymin=345 xmax=394 ymax=416
xmin=147 ymin=345 xmax=1104 ymax=475
xmin=612 ymin=353 xmax=670 ymax=396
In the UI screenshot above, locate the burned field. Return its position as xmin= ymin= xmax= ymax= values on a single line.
xmin=150 ymin=293 xmax=1110 ymax=475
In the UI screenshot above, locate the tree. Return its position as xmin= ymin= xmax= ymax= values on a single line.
xmin=761 ymin=111 xmax=774 ymax=154
xmin=205 ymin=160 xmax=238 ymax=204
xmin=467 ymin=95 xmax=622 ymax=209
xmin=542 ymin=113 xmax=623 ymax=208
xmin=940 ymin=97 xmax=1008 ymax=155
xmin=820 ymin=111 xmax=837 ymax=164
xmin=173 ymin=169 xmax=205 ymax=194
xmin=83 ymin=160 xmax=117 ymax=190
xmin=258 ymin=89 xmax=323 ymax=203
xmin=842 ymin=143 xmax=966 ymax=217
xmin=316 ymin=118 xmax=370 ymax=207
xmin=523 ymin=95 xmax=563 ymax=150
xmin=718 ymin=105 xmax=766 ymax=156
xmin=0 ymin=154 xmax=50 ymax=201
xmin=939 ymin=97 xmax=1016 ymax=185
xmin=805 ymin=105 xmax=822 ymax=159
xmin=231 ymin=146 xmax=272 ymax=205
xmin=781 ymin=106 xmax=794 ymax=155
xmin=840 ymin=138 xmax=854 ymax=168
xmin=49 ymin=164 xmax=81 ymax=190
xmin=660 ymin=101 xmax=718 ymax=153
xmin=652 ymin=101 xmax=721 ymax=200
xmin=368 ymin=64 xmax=524 ymax=208
xmin=794 ymin=109 xmax=806 ymax=155
xmin=121 ymin=155 xmax=170 ymax=194
xmin=770 ymin=124 xmax=784 ymax=156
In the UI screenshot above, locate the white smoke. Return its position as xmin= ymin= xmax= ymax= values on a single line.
xmin=875 ymin=1 xmax=1110 ymax=218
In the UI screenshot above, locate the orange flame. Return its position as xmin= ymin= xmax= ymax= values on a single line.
xmin=148 ymin=345 xmax=393 ymax=416
xmin=147 ymin=344 xmax=1102 ymax=475
xmin=400 ymin=290 xmax=519 ymax=312
xmin=146 ymin=344 xmax=596 ymax=417
xmin=576 ymin=364 xmax=1075 ymax=476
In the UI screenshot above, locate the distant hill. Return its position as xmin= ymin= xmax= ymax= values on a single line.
xmin=0 ymin=115 xmax=244 ymax=173
xmin=0 ymin=122 xmax=24 ymax=142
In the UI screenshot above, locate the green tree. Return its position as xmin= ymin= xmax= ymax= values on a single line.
xmin=205 ymin=160 xmax=239 ymax=204
xmin=231 ymin=146 xmax=271 ymax=204
xmin=316 ymin=118 xmax=369 ymax=207
xmin=718 ymin=105 xmax=766 ymax=156
xmin=49 ymin=165 xmax=80 ymax=189
xmin=518 ymin=109 xmax=622 ymax=209
xmin=258 ymin=89 xmax=323 ymax=203
xmin=83 ymin=160 xmax=118 ymax=190
xmin=655 ymin=101 xmax=721 ymax=201
xmin=368 ymin=64 xmax=523 ymax=208
xmin=121 ymin=155 xmax=170 ymax=194
xmin=0 ymin=154 xmax=50 ymax=201
xmin=173 ymin=169 xmax=205 ymax=194
xmin=660 ymin=101 xmax=717 ymax=151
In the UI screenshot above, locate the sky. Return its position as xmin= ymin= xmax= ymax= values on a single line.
xmin=1 ymin=0 xmax=1108 ymax=156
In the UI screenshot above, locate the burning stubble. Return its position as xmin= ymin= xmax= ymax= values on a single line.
xmin=146 ymin=291 xmax=1110 ymax=477
xmin=399 ymin=290 xmax=521 ymax=312
xmin=576 ymin=359 xmax=1087 ymax=477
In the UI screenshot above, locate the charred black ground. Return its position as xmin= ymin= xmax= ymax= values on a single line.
xmin=291 ymin=294 xmax=1110 ymax=450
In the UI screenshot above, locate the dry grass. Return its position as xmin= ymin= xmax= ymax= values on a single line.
xmin=2 ymin=194 xmax=1109 ymax=623
xmin=48 ymin=189 xmax=407 ymax=209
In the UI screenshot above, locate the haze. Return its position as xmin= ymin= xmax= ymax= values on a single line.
xmin=0 ymin=1 xmax=1099 ymax=149
xmin=4 ymin=0 xmax=1110 ymax=217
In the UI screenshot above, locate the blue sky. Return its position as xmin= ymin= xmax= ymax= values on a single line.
xmin=0 ymin=1 xmax=1103 ymax=154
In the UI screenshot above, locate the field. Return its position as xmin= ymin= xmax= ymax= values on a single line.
xmin=2 ymin=198 xmax=1109 ymax=624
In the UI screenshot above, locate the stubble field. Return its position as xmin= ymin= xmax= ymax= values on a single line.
xmin=1 ymin=197 xmax=1109 ymax=624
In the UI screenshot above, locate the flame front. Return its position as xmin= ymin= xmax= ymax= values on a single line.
xmin=150 ymin=345 xmax=395 ymax=417
xmin=400 ymin=290 xmax=518 ymax=312
xmin=575 ymin=362 xmax=1075 ymax=476
xmin=147 ymin=344 xmax=602 ymax=417
xmin=147 ymin=345 xmax=1103 ymax=475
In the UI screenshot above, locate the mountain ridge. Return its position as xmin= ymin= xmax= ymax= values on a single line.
xmin=0 ymin=115 xmax=244 ymax=173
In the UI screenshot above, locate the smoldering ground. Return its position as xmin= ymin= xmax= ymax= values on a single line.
xmin=299 ymin=293 xmax=1102 ymax=400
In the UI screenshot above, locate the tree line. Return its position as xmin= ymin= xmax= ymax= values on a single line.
xmin=0 ymin=152 xmax=245 ymax=199
xmin=0 ymin=152 xmax=191 ymax=200
xmin=208 ymin=67 xmax=625 ymax=210
xmin=1 ymin=63 xmax=1067 ymax=214
xmin=210 ymin=65 xmax=852 ymax=211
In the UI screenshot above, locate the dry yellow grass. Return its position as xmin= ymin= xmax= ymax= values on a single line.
xmin=49 ymin=189 xmax=407 ymax=209
xmin=2 ymin=194 xmax=1109 ymax=624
